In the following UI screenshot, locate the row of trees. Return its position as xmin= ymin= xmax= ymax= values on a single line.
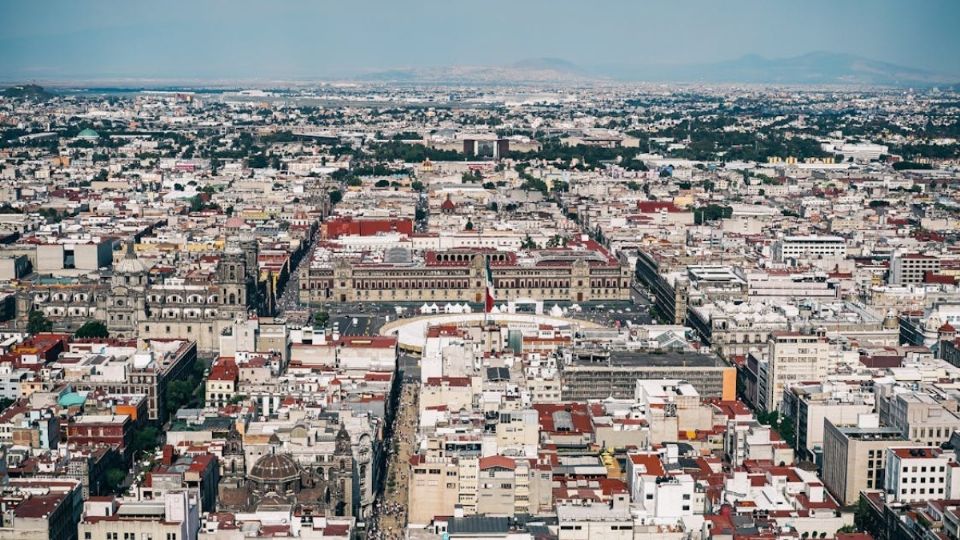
xmin=27 ymin=311 xmax=111 ymax=337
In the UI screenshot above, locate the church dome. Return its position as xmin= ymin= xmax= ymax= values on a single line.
xmin=249 ymin=453 xmax=300 ymax=484
xmin=115 ymin=256 xmax=147 ymax=274
xmin=116 ymin=242 xmax=147 ymax=274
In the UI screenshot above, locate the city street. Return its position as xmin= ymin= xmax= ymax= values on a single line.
xmin=366 ymin=383 xmax=419 ymax=540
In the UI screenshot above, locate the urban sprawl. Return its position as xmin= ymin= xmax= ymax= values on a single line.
xmin=0 ymin=83 xmax=959 ymax=540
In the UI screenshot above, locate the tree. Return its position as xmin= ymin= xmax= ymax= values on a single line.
xmin=520 ymin=234 xmax=538 ymax=250
xmin=105 ymin=468 xmax=126 ymax=493
xmin=869 ymin=199 xmax=889 ymax=209
xmin=75 ymin=320 xmax=109 ymax=339
xmin=374 ymin=179 xmax=390 ymax=188
xmin=27 ymin=310 xmax=52 ymax=334
xmin=411 ymin=180 xmax=425 ymax=192
xmin=246 ymin=154 xmax=268 ymax=169
xmin=345 ymin=176 xmax=363 ymax=187
xmin=415 ymin=208 xmax=427 ymax=221
xmin=328 ymin=190 xmax=343 ymax=205
xmin=131 ymin=426 xmax=159 ymax=454
xmin=165 ymin=380 xmax=195 ymax=415
xmin=465 ymin=220 xmax=474 ymax=231
xmin=314 ymin=311 xmax=330 ymax=328
xmin=693 ymin=205 xmax=733 ymax=225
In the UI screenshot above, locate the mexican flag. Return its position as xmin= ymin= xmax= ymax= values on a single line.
xmin=484 ymin=258 xmax=496 ymax=313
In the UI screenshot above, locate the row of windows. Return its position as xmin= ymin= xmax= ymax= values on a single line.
xmin=88 ymin=533 xmax=176 ymax=540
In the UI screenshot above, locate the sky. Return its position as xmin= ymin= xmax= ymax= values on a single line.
xmin=1 ymin=0 xmax=958 ymax=82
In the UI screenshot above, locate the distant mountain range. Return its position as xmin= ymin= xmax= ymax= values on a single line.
xmin=357 ymin=52 xmax=957 ymax=87
xmin=355 ymin=58 xmax=594 ymax=84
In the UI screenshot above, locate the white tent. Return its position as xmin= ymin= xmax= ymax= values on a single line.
xmin=429 ymin=303 xmax=440 ymax=313
xmin=419 ymin=303 xmax=432 ymax=314
xmin=549 ymin=304 xmax=564 ymax=318
xmin=462 ymin=303 xmax=472 ymax=313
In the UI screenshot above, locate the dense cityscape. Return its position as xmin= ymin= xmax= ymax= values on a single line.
xmin=2 ymin=9 xmax=960 ymax=539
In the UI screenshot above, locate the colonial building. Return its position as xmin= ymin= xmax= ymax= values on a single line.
xmin=217 ymin=424 xmax=354 ymax=516
xmin=16 ymin=241 xmax=255 ymax=352
xmin=299 ymin=243 xmax=631 ymax=305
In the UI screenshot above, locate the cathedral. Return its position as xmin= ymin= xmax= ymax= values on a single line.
xmin=17 ymin=239 xmax=259 ymax=352
xmin=217 ymin=424 xmax=354 ymax=516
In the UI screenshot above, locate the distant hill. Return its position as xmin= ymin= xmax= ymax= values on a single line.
xmin=509 ymin=57 xmax=583 ymax=74
xmin=356 ymin=52 xmax=953 ymax=87
xmin=610 ymin=52 xmax=954 ymax=86
xmin=356 ymin=58 xmax=594 ymax=84
xmin=1 ymin=83 xmax=52 ymax=99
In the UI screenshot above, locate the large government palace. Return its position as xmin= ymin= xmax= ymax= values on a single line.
xmin=298 ymin=241 xmax=632 ymax=306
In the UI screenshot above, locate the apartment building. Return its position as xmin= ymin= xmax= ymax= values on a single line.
xmin=881 ymin=391 xmax=960 ymax=446
xmin=885 ymin=447 xmax=960 ymax=504
xmin=781 ymin=381 xmax=876 ymax=463
xmin=773 ymin=235 xmax=847 ymax=262
xmin=821 ymin=415 xmax=906 ymax=505
xmin=560 ymin=348 xmax=736 ymax=402
xmin=556 ymin=494 xmax=634 ymax=540
xmin=755 ymin=332 xmax=832 ymax=413
xmin=78 ymin=491 xmax=200 ymax=540
xmin=889 ymin=253 xmax=941 ymax=285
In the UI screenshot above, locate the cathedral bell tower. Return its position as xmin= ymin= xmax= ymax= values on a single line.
xmin=218 ymin=240 xmax=248 ymax=309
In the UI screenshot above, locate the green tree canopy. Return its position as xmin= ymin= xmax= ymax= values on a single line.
xmin=75 ymin=320 xmax=109 ymax=339
xmin=27 ymin=310 xmax=52 ymax=334
xmin=105 ymin=468 xmax=126 ymax=493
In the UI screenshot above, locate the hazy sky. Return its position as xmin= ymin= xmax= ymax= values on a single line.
xmin=1 ymin=0 xmax=958 ymax=81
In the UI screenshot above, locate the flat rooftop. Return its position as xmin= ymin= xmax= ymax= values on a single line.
xmin=566 ymin=349 xmax=728 ymax=369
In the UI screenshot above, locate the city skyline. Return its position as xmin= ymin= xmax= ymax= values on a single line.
xmin=1 ymin=0 xmax=959 ymax=82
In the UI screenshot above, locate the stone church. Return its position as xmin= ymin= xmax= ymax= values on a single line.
xmin=217 ymin=424 xmax=354 ymax=516
xmin=17 ymin=239 xmax=257 ymax=352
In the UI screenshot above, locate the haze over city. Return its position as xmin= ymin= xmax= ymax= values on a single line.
xmin=2 ymin=0 xmax=959 ymax=82
xmin=2 ymin=2 xmax=960 ymax=540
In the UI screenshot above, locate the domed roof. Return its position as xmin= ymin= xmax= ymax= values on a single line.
xmin=116 ymin=242 xmax=147 ymax=274
xmin=249 ymin=453 xmax=300 ymax=484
